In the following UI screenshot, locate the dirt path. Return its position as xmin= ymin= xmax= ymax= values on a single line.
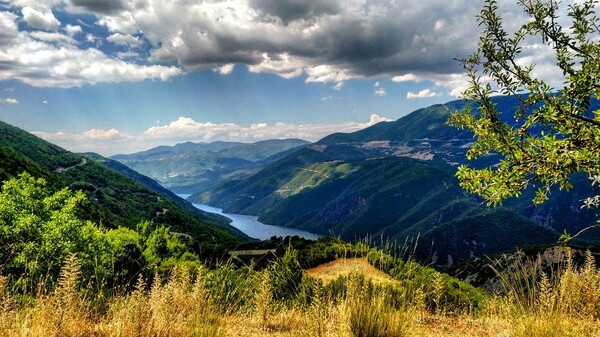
xmin=55 ymin=157 xmax=88 ymax=173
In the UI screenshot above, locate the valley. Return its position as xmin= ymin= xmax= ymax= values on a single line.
xmin=111 ymin=96 xmax=596 ymax=267
xmin=183 ymin=195 xmax=322 ymax=240
xmin=1 ymin=0 xmax=600 ymax=335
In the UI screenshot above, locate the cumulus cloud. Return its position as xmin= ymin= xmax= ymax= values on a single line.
xmin=108 ymin=0 xmax=490 ymax=83
xmin=248 ymin=53 xmax=304 ymax=79
xmin=0 ymin=7 xmax=184 ymax=87
xmin=0 ymin=98 xmax=19 ymax=104
xmin=249 ymin=0 xmax=341 ymax=25
xmin=67 ymin=0 xmax=128 ymax=15
xmin=64 ymin=24 xmax=82 ymax=36
xmin=29 ymin=31 xmax=77 ymax=45
xmin=374 ymin=87 xmax=387 ymax=97
xmin=406 ymin=88 xmax=439 ymax=99
xmin=34 ymin=114 xmax=394 ymax=155
xmin=391 ymin=73 xmax=420 ymax=83
xmin=0 ymin=11 xmax=19 ymax=45
xmin=143 ymin=114 xmax=393 ymax=144
xmin=32 ymin=128 xmax=133 ymax=154
xmin=8 ymin=0 xmax=62 ymax=9
xmin=215 ymin=63 xmax=235 ymax=75
xmin=393 ymin=72 xmax=471 ymax=97
xmin=0 ymin=30 xmax=182 ymax=87
xmin=22 ymin=6 xmax=60 ymax=31
xmin=0 ymin=0 xmax=571 ymax=93
xmin=106 ymin=33 xmax=142 ymax=47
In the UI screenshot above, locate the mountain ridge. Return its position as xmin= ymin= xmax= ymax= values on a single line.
xmin=189 ymin=96 xmax=598 ymax=264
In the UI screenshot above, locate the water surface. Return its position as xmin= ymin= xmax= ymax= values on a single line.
xmin=179 ymin=195 xmax=322 ymax=241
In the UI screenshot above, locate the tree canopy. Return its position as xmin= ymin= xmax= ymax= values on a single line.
xmin=448 ymin=0 xmax=600 ymax=239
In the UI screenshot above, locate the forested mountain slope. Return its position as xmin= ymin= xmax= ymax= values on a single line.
xmin=192 ymin=96 xmax=599 ymax=264
xmin=0 ymin=121 xmax=245 ymax=249
xmin=112 ymin=139 xmax=310 ymax=193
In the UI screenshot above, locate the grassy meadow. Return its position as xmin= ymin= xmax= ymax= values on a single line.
xmin=0 ymin=244 xmax=599 ymax=337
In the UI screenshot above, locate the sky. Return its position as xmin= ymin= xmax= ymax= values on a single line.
xmin=0 ymin=0 xmax=569 ymax=155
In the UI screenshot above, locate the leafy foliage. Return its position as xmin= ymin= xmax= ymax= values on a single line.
xmin=0 ymin=121 xmax=242 ymax=253
xmin=0 ymin=173 xmax=204 ymax=292
xmin=448 ymin=0 xmax=600 ymax=238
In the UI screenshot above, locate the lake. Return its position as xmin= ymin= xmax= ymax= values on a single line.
xmin=178 ymin=195 xmax=322 ymax=241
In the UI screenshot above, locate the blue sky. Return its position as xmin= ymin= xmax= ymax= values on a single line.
xmin=0 ymin=0 xmax=565 ymax=155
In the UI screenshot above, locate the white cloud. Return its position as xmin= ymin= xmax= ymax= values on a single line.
xmin=115 ymin=50 xmax=139 ymax=59
xmin=0 ymin=11 xmax=19 ymax=44
xmin=143 ymin=114 xmax=394 ymax=145
xmin=8 ymin=0 xmax=62 ymax=10
xmin=32 ymin=128 xmax=133 ymax=155
xmin=0 ymin=0 xmax=574 ymax=91
xmin=391 ymin=73 xmax=420 ymax=83
xmin=29 ymin=31 xmax=77 ymax=45
xmin=392 ymin=72 xmax=471 ymax=97
xmin=64 ymin=24 xmax=82 ymax=36
xmin=33 ymin=114 xmax=394 ymax=156
xmin=21 ymin=6 xmax=60 ymax=31
xmin=106 ymin=33 xmax=142 ymax=47
xmin=0 ymin=30 xmax=183 ymax=87
xmin=82 ymin=128 xmax=125 ymax=139
xmin=367 ymin=113 xmax=392 ymax=124
xmin=43 ymin=100 xmax=48 ymax=104
xmin=374 ymin=82 xmax=380 ymax=87
xmin=374 ymin=87 xmax=387 ymax=97
xmin=215 ymin=63 xmax=235 ymax=75
xmin=0 ymin=98 xmax=19 ymax=104
xmin=248 ymin=53 xmax=304 ymax=79
xmin=332 ymin=82 xmax=344 ymax=91
xmin=406 ymin=88 xmax=439 ymax=99
xmin=320 ymin=95 xmax=333 ymax=101
xmin=304 ymin=64 xmax=354 ymax=84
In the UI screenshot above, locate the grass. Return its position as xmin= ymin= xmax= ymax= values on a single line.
xmin=306 ymin=258 xmax=396 ymax=285
xmin=0 ymin=248 xmax=599 ymax=336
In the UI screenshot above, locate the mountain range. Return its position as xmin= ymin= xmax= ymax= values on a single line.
xmin=111 ymin=139 xmax=310 ymax=193
xmin=180 ymin=96 xmax=599 ymax=265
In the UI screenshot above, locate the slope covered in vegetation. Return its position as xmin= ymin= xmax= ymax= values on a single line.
xmin=0 ymin=121 xmax=244 ymax=251
xmin=112 ymin=139 xmax=309 ymax=193
xmin=193 ymin=96 xmax=599 ymax=265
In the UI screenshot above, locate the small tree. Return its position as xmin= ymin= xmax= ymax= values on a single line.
xmin=448 ymin=0 xmax=600 ymax=241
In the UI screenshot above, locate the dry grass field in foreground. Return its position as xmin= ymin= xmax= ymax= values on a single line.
xmin=0 ymin=254 xmax=599 ymax=337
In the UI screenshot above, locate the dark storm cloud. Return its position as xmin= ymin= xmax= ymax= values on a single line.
xmin=249 ymin=0 xmax=341 ymax=25
xmin=1 ymin=0 xmax=534 ymax=88
xmin=145 ymin=0 xmax=487 ymax=79
xmin=69 ymin=0 xmax=127 ymax=15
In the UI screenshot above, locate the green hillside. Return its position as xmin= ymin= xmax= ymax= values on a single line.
xmin=0 ymin=121 xmax=244 ymax=251
xmin=195 ymin=154 xmax=556 ymax=265
xmin=192 ymin=96 xmax=598 ymax=264
xmin=111 ymin=139 xmax=309 ymax=193
xmin=81 ymin=152 xmax=251 ymax=241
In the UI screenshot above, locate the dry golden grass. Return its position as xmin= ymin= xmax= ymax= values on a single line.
xmin=1 ymin=254 xmax=600 ymax=337
xmin=306 ymin=258 xmax=396 ymax=285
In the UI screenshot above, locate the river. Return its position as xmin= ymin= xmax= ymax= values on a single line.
xmin=178 ymin=195 xmax=322 ymax=241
